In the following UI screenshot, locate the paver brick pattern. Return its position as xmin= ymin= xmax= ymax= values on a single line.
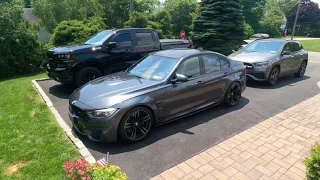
xmin=152 ymin=94 xmax=320 ymax=180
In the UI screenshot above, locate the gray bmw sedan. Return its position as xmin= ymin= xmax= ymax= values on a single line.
xmin=229 ymin=39 xmax=308 ymax=85
xmin=69 ymin=49 xmax=246 ymax=143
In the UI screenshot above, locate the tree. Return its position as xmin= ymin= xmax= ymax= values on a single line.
xmin=241 ymin=0 xmax=265 ymax=32
xmin=164 ymin=0 xmax=197 ymax=36
xmin=135 ymin=0 xmax=160 ymax=13
xmin=191 ymin=0 xmax=245 ymax=55
xmin=31 ymin=0 xmax=103 ymax=33
xmin=125 ymin=12 xmax=150 ymax=28
xmin=151 ymin=10 xmax=174 ymax=38
xmin=286 ymin=0 xmax=320 ymax=37
xmin=0 ymin=3 xmax=44 ymax=79
xmin=260 ymin=6 xmax=285 ymax=37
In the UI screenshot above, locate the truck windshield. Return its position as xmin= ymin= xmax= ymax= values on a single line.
xmin=127 ymin=55 xmax=179 ymax=81
xmin=85 ymin=30 xmax=114 ymax=45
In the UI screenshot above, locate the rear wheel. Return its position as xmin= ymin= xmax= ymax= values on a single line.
xmin=224 ymin=82 xmax=242 ymax=107
xmin=294 ymin=61 xmax=307 ymax=78
xmin=74 ymin=67 xmax=102 ymax=87
xmin=118 ymin=107 xmax=153 ymax=143
xmin=268 ymin=67 xmax=279 ymax=85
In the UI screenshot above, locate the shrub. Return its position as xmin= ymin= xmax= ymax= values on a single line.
xmin=244 ymin=23 xmax=254 ymax=39
xmin=63 ymin=158 xmax=92 ymax=180
xmin=0 ymin=4 xmax=45 ymax=79
xmin=51 ymin=17 xmax=107 ymax=46
xmin=92 ymin=165 xmax=128 ymax=180
xmin=305 ymin=143 xmax=320 ymax=180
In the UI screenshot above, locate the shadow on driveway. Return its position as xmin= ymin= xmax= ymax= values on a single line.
xmin=247 ymin=75 xmax=310 ymax=89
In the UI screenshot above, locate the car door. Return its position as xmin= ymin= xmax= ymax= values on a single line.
xmin=291 ymin=42 xmax=304 ymax=71
xmin=279 ymin=42 xmax=296 ymax=75
xmin=161 ymin=56 xmax=206 ymax=116
xmin=200 ymin=54 xmax=230 ymax=102
xmin=107 ymin=32 xmax=136 ymax=73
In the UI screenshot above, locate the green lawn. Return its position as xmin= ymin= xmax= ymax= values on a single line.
xmin=300 ymin=40 xmax=320 ymax=52
xmin=0 ymin=73 xmax=80 ymax=180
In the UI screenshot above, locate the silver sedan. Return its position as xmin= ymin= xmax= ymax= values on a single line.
xmin=229 ymin=39 xmax=308 ymax=85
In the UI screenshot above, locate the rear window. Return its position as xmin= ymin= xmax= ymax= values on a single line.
xmin=136 ymin=32 xmax=154 ymax=45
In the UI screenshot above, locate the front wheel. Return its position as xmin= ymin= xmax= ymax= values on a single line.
xmin=268 ymin=67 xmax=279 ymax=85
xmin=224 ymin=82 xmax=242 ymax=107
xmin=294 ymin=61 xmax=307 ymax=78
xmin=118 ymin=107 xmax=153 ymax=143
xmin=74 ymin=67 xmax=102 ymax=87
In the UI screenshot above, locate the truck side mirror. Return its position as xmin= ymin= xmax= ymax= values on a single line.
xmin=107 ymin=42 xmax=117 ymax=49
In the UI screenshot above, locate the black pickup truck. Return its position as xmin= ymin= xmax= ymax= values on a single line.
xmin=46 ymin=28 xmax=193 ymax=87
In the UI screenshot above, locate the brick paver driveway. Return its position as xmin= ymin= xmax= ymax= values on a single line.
xmin=37 ymin=52 xmax=320 ymax=180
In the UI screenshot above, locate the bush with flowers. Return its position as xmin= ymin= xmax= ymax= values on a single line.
xmin=63 ymin=158 xmax=127 ymax=180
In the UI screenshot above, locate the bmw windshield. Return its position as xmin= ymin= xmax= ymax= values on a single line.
xmin=85 ymin=30 xmax=114 ymax=45
xmin=126 ymin=55 xmax=179 ymax=81
xmin=244 ymin=41 xmax=284 ymax=54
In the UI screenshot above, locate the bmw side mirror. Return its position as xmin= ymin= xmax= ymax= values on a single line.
xmin=171 ymin=74 xmax=188 ymax=84
xmin=282 ymin=50 xmax=291 ymax=56
xmin=107 ymin=42 xmax=117 ymax=49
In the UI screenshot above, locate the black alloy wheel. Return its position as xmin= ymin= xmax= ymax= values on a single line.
xmin=268 ymin=67 xmax=279 ymax=85
xmin=224 ymin=82 xmax=241 ymax=107
xmin=294 ymin=61 xmax=307 ymax=78
xmin=119 ymin=107 xmax=153 ymax=142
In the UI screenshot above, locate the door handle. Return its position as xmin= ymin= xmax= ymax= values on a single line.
xmin=196 ymin=81 xmax=202 ymax=84
xmin=126 ymin=49 xmax=132 ymax=52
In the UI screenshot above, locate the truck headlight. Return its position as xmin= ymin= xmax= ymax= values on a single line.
xmin=87 ymin=108 xmax=117 ymax=118
xmin=254 ymin=62 xmax=270 ymax=68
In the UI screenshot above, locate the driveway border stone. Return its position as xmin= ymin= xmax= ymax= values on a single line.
xmin=32 ymin=78 xmax=96 ymax=164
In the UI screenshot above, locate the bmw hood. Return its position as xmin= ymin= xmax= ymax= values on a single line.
xmin=69 ymin=72 xmax=160 ymax=109
xmin=229 ymin=51 xmax=278 ymax=63
xmin=48 ymin=44 xmax=99 ymax=54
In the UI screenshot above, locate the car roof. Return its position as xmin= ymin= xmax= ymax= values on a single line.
xmin=153 ymin=48 xmax=216 ymax=59
xmin=254 ymin=39 xmax=300 ymax=43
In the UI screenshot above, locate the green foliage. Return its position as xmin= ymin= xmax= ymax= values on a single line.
xmin=31 ymin=0 xmax=103 ymax=33
xmin=51 ymin=18 xmax=107 ymax=46
xmin=260 ymin=6 xmax=284 ymax=37
xmin=241 ymin=0 xmax=265 ymax=32
xmin=125 ymin=12 xmax=150 ymax=28
xmin=98 ymin=0 xmax=130 ymax=28
xmin=150 ymin=10 xmax=175 ymax=38
xmin=0 ymin=3 xmax=45 ymax=79
xmin=192 ymin=0 xmax=246 ymax=55
xmin=164 ymin=0 xmax=197 ymax=36
xmin=244 ymin=23 xmax=254 ymax=39
xmin=135 ymin=0 xmax=160 ymax=13
xmin=92 ymin=165 xmax=128 ymax=180
xmin=305 ymin=143 xmax=320 ymax=179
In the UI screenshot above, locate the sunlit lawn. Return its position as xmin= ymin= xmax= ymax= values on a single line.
xmin=300 ymin=40 xmax=320 ymax=52
xmin=0 ymin=73 xmax=80 ymax=180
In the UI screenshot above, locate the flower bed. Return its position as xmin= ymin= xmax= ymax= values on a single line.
xmin=63 ymin=158 xmax=127 ymax=180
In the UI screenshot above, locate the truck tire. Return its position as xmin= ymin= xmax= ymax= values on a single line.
xmin=74 ymin=67 xmax=102 ymax=87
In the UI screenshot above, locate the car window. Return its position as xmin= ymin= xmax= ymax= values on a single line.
xmin=136 ymin=32 xmax=154 ymax=45
xmin=220 ymin=57 xmax=230 ymax=69
xmin=112 ymin=33 xmax=132 ymax=47
xmin=177 ymin=57 xmax=200 ymax=78
xmin=293 ymin=42 xmax=301 ymax=51
xmin=202 ymin=55 xmax=221 ymax=73
xmin=283 ymin=43 xmax=291 ymax=52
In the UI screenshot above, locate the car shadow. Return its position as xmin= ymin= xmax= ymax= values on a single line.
xmin=247 ymin=75 xmax=310 ymax=89
xmin=48 ymin=84 xmax=75 ymax=99
xmin=75 ymin=97 xmax=249 ymax=155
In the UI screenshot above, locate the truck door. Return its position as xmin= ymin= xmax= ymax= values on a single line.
xmin=134 ymin=30 xmax=160 ymax=60
xmin=107 ymin=32 xmax=136 ymax=73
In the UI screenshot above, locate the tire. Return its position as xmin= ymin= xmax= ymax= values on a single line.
xmin=268 ymin=67 xmax=279 ymax=85
xmin=294 ymin=61 xmax=307 ymax=78
xmin=74 ymin=67 xmax=102 ymax=87
xmin=224 ymin=82 xmax=242 ymax=107
xmin=118 ymin=107 xmax=153 ymax=143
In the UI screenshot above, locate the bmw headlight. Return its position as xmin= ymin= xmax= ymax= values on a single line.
xmin=87 ymin=108 xmax=117 ymax=118
xmin=254 ymin=62 xmax=270 ymax=68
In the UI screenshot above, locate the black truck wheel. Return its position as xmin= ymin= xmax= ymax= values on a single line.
xmin=75 ymin=67 xmax=102 ymax=87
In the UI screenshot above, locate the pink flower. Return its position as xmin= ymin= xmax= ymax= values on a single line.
xmin=86 ymin=167 xmax=90 ymax=172
xmin=78 ymin=170 xmax=84 ymax=175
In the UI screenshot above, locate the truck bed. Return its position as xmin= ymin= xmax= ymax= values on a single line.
xmin=160 ymin=39 xmax=192 ymax=50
